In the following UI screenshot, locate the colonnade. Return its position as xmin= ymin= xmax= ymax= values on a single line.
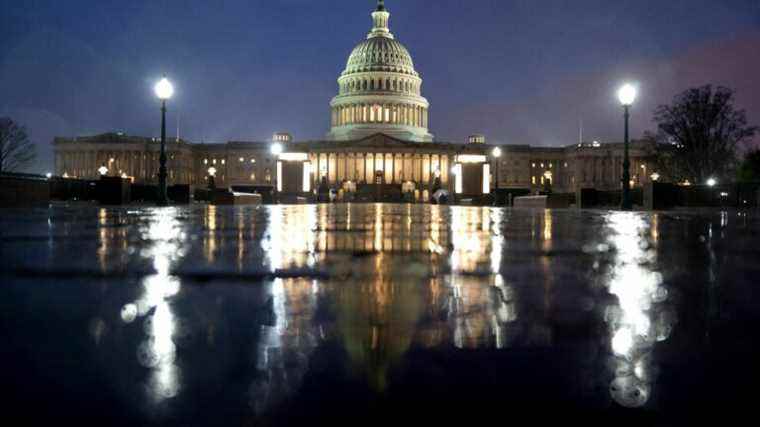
xmin=311 ymin=151 xmax=449 ymax=189
xmin=55 ymin=149 xmax=193 ymax=183
xmin=339 ymin=76 xmax=420 ymax=95
xmin=331 ymin=103 xmax=428 ymax=128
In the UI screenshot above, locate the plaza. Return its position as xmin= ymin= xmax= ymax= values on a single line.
xmin=1 ymin=203 xmax=759 ymax=425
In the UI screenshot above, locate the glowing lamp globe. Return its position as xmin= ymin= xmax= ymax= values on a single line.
xmin=492 ymin=147 xmax=502 ymax=158
xmin=271 ymin=143 xmax=283 ymax=156
xmin=707 ymin=178 xmax=717 ymax=187
xmin=618 ymin=84 xmax=637 ymax=106
xmin=154 ymin=77 xmax=174 ymax=100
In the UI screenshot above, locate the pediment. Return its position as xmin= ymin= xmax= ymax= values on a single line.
xmin=351 ymin=133 xmax=413 ymax=148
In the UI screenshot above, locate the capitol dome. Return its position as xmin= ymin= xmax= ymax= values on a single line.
xmin=344 ymin=37 xmax=417 ymax=76
xmin=328 ymin=0 xmax=433 ymax=142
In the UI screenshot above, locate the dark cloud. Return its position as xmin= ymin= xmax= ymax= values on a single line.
xmin=439 ymin=31 xmax=760 ymax=148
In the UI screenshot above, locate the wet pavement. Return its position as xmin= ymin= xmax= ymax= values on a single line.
xmin=1 ymin=204 xmax=759 ymax=426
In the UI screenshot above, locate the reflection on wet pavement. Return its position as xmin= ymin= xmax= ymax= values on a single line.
xmin=1 ymin=204 xmax=759 ymax=425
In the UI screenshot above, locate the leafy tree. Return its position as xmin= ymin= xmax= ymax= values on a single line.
xmin=737 ymin=149 xmax=760 ymax=182
xmin=0 ymin=117 xmax=36 ymax=174
xmin=651 ymin=86 xmax=757 ymax=184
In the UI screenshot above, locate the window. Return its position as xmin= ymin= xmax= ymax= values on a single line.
xmin=532 ymin=176 xmax=536 ymax=185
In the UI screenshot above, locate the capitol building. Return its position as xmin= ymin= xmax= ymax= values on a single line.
xmin=54 ymin=1 xmax=655 ymax=201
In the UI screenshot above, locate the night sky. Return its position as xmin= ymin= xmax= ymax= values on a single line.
xmin=1 ymin=0 xmax=758 ymax=173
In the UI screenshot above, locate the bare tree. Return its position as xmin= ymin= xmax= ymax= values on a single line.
xmin=652 ymin=86 xmax=757 ymax=184
xmin=0 ymin=117 xmax=36 ymax=174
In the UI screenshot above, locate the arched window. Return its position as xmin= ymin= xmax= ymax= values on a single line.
xmin=370 ymin=79 xmax=375 ymax=90
xmin=363 ymin=80 xmax=368 ymax=90
xmin=393 ymin=80 xmax=397 ymax=90
xmin=386 ymin=78 xmax=391 ymax=91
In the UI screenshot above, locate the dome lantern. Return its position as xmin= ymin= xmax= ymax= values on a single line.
xmin=369 ymin=1 xmax=392 ymax=39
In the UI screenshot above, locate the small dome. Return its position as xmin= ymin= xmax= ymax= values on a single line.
xmin=343 ymin=37 xmax=418 ymax=76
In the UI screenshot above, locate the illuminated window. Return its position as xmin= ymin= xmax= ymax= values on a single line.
xmin=204 ymin=159 xmax=208 ymax=165
xmin=251 ymin=158 xmax=256 ymax=163
xmin=239 ymin=157 xmax=244 ymax=162
xmin=540 ymin=163 xmax=544 ymax=168
xmin=221 ymin=159 xmax=225 ymax=165
xmin=532 ymin=176 xmax=536 ymax=185
xmin=532 ymin=163 xmax=536 ymax=168
xmin=212 ymin=159 xmax=217 ymax=165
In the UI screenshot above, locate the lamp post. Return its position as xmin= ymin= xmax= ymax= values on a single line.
xmin=207 ymin=166 xmax=217 ymax=190
xmin=618 ymin=84 xmax=637 ymax=211
xmin=491 ymin=147 xmax=502 ymax=204
xmin=491 ymin=146 xmax=502 ymax=189
xmin=154 ymin=76 xmax=174 ymax=206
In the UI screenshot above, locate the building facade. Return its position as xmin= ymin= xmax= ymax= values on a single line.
xmin=53 ymin=1 xmax=656 ymax=200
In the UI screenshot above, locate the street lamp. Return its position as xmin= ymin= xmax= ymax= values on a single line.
xmin=618 ymin=83 xmax=637 ymax=210
xmin=207 ymin=166 xmax=217 ymax=190
xmin=491 ymin=146 xmax=502 ymax=197
xmin=271 ymin=143 xmax=283 ymax=156
xmin=707 ymin=177 xmax=717 ymax=187
xmin=98 ymin=165 xmax=109 ymax=176
xmin=154 ymin=76 xmax=174 ymax=206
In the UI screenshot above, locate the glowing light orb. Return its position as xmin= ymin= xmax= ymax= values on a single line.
xmin=154 ymin=77 xmax=174 ymax=100
xmin=618 ymin=84 xmax=638 ymax=106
